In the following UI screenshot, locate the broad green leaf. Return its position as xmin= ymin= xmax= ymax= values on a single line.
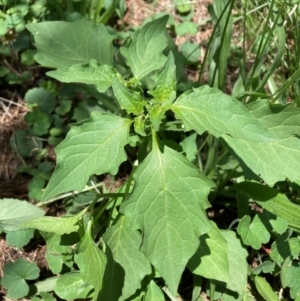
xmin=10 ymin=130 xmax=43 ymax=158
xmin=234 ymin=182 xmax=300 ymax=232
xmin=219 ymin=230 xmax=248 ymax=296
xmin=55 ymin=99 xmax=72 ymax=116
xmin=54 ymin=272 xmax=93 ymax=300
xmin=172 ymin=86 xmax=276 ymax=142
xmin=270 ymin=231 xmax=300 ymax=264
xmin=180 ymin=132 xmax=198 ymax=162
xmin=25 ymin=110 xmax=51 ymax=136
xmin=253 ymin=261 xmax=276 ymax=275
xmin=26 ymin=19 xmax=114 ymax=68
xmin=254 ymin=276 xmax=281 ymax=301
xmin=6 ymin=229 xmax=34 ymax=249
xmin=259 ymin=210 xmax=288 ymax=235
xmin=42 ymin=232 xmax=73 ymax=274
xmin=144 ymin=281 xmax=165 ymax=301
xmin=148 ymin=52 xmax=177 ymax=104
xmin=120 ymin=16 xmax=169 ymax=80
xmin=281 ymin=257 xmax=300 ymax=299
xmin=237 ymin=215 xmax=270 ymax=250
xmin=35 ymin=276 xmax=59 ymax=293
xmin=188 ymin=221 xmax=229 ymax=282
xmin=112 ymin=78 xmax=146 ymax=114
xmin=120 ymin=138 xmax=214 ymax=293
xmin=32 ymin=291 xmax=56 ymax=301
xmin=134 ymin=115 xmax=147 ymax=136
xmin=43 ymin=112 xmax=131 ymax=200
xmin=0 ymin=198 xmax=44 ymax=231
xmin=100 ymin=214 xmax=151 ymax=301
xmin=75 ymin=221 xmax=106 ymax=301
xmin=180 ymin=42 xmax=201 ymax=64
xmin=47 ymin=60 xmax=116 ymax=93
xmin=21 ymin=208 xmax=86 ymax=235
xmin=25 ymin=87 xmax=56 ymax=113
xmin=175 ymin=21 xmax=198 ymax=36
xmin=1 ymin=258 xmax=40 ymax=299
xmin=149 ymin=105 xmax=166 ymax=131
xmin=247 ymin=99 xmax=300 ymax=139
xmin=223 ymin=135 xmax=300 ymax=186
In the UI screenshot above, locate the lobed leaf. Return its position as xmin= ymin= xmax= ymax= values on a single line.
xmin=188 ymin=221 xmax=229 ymax=282
xmin=120 ymin=137 xmax=214 ymax=293
xmin=120 ymin=16 xmax=169 ymax=80
xmin=47 ymin=59 xmax=116 ymax=93
xmin=237 ymin=215 xmax=270 ymax=250
xmin=100 ymin=214 xmax=152 ymax=301
xmin=26 ymin=19 xmax=114 ymax=68
xmin=172 ymin=85 xmax=276 ymax=142
xmin=1 ymin=258 xmax=40 ymax=299
xmin=247 ymin=99 xmax=300 ymax=139
xmin=42 ymin=112 xmax=131 ymax=200
xmin=281 ymin=257 xmax=300 ymax=299
xmin=271 ymin=231 xmax=300 ymax=264
xmin=223 ymin=135 xmax=300 ymax=186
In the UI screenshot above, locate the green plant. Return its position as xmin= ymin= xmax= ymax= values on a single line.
xmin=2 ymin=7 xmax=300 ymax=301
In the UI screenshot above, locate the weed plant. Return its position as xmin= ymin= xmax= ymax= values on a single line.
xmin=1 ymin=1 xmax=300 ymax=301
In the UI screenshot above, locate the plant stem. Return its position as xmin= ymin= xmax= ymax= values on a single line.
xmin=236 ymin=176 xmax=250 ymax=218
xmin=192 ymin=275 xmax=202 ymax=301
xmin=50 ymin=0 xmax=65 ymax=20
xmin=162 ymin=286 xmax=183 ymax=301
xmin=37 ymin=182 xmax=125 ymax=207
xmin=210 ymin=281 xmax=215 ymax=301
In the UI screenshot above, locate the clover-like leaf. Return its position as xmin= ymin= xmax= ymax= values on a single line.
xmin=281 ymin=257 xmax=300 ymax=299
xmin=188 ymin=221 xmax=229 ymax=282
xmin=120 ymin=16 xmax=169 ymax=80
xmin=47 ymin=60 xmax=116 ymax=93
xmin=100 ymin=214 xmax=151 ymax=301
xmin=121 ymin=137 xmax=214 ymax=293
xmin=271 ymin=231 xmax=300 ymax=264
xmin=25 ymin=110 xmax=51 ymax=136
xmin=26 ymin=19 xmax=114 ymax=68
xmin=1 ymin=258 xmax=40 ymax=299
xmin=237 ymin=215 xmax=270 ymax=250
xmin=42 ymin=112 xmax=131 ymax=200
xmin=75 ymin=221 xmax=106 ymax=301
